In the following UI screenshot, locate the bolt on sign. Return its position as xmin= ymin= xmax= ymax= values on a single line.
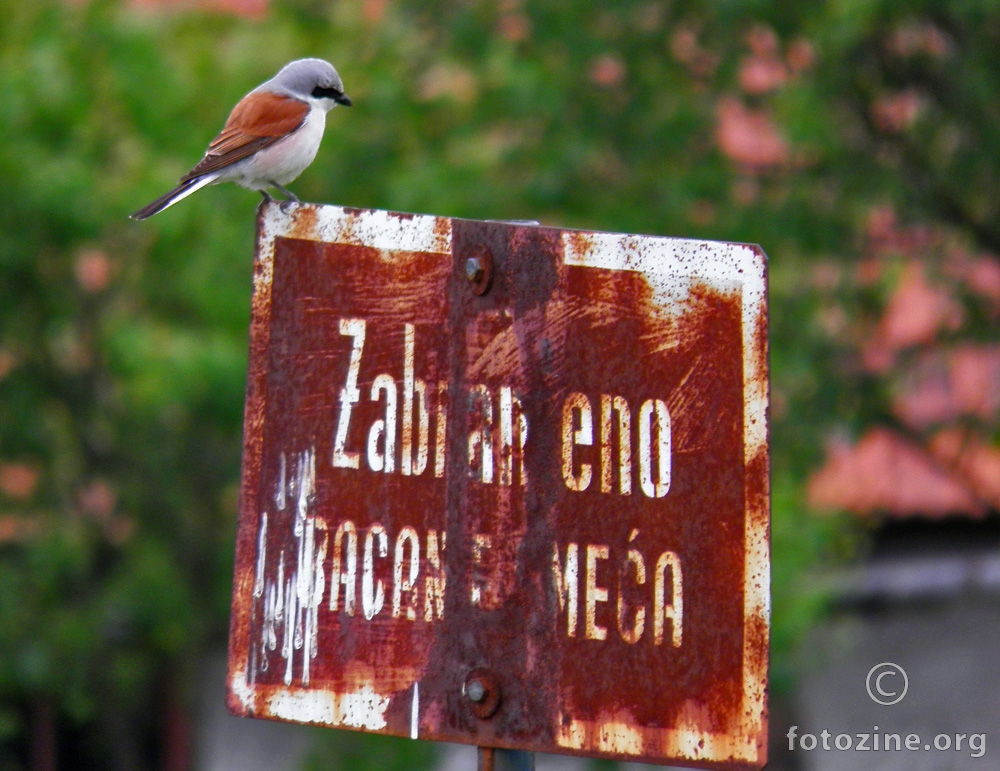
xmin=227 ymin=202 xmax=770 ymax=770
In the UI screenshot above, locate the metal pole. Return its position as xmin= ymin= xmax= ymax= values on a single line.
xmin=496 ymin=749 xmax=534 ymax=770
xmin=478 ymin=748 xmax=534 ymax=771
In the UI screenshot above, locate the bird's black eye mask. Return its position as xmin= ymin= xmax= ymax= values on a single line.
xmin=312 ymin=85 xmax=352 ymax=105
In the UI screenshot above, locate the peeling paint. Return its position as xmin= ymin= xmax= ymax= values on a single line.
xmin=229 ymin=667 xmax=256 ymax=713
xmin=228 ymin=203 xmax=769 ymax=771
xmin=339 ymin=686 xmax=392 ymax=730
xmin=268 ymin=689 xmax=338 ymax=726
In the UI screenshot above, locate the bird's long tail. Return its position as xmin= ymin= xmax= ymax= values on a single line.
xmin=129 ymin=174 xmax=219 ymax=220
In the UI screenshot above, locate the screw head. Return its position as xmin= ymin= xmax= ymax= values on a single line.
xmin=466 ymin=678 xmax=487 ymax=703
xmin=463 ymin=668 xmax=501 ymax=718
xmin=466 ymin=256 xmax=485 ymax=284
xmin=463 ymin=245 xmax=494 ymax=296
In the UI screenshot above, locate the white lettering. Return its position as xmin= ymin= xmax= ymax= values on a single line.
xmin=367 ymin=374 xmax=398 ymax=473
xmin=552 ymin=538 xmax=683 ymax=647
xmin=471 ymin=533 xmax=492 ymax=605
xmin=552 ymin=543 xmax=579 ymax=637
xmin=601 ymin=394 xmax=632 ymax=495
xmin=392 ymin=526 xmax=420 ymax=620
xmin=468 ymin=385 xmax=494 ymax=483
xmin=333 ymin=318 xmax=366 ymax=469
xmin=498 ymin=386 xmax=528 ymax=486
xmin=424 ymin=530 xmax=446 ymax=621
xmin=562 ymin=392 xmax=593 ymax=491
xmin=330 ymin=521 xmax=358 ymax=615
xmin=654 ymin=550 xmax=683 ymax=647
xmin=585 ymin=544 xmax=609 ymax=641
xmin=401 ymin=324 xmax=430 ymax=477
xmin=638 ymin=399 xmax=671 ymax=498
xmin=362 ymin=524 xmax=388 ymax=620
xmin=617 ymin=529 xmax=646 ymax=644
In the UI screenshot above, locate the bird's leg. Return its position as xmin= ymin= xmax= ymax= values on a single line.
xmin=269 ymin=181 xmax=300 ymax=213
xmin=255 ymin=190 xmax=278 ymax=216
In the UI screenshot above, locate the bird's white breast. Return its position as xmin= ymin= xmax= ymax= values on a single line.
xmin=230 ymin=104 xmax=328 ymax=190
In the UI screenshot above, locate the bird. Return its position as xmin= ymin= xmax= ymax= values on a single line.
xmin=130 ymin=58 xmax=351 ymax=220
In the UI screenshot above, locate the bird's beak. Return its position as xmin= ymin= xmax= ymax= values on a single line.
xmin=335 ymin=93 xmax=353 ymax=107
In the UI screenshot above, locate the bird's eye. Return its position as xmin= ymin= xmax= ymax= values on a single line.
xmin=312 ymin=86 xmax=340 ymax=99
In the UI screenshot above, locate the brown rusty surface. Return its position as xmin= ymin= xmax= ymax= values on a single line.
xmin=227 ymin=202 xmax=769 ymax=770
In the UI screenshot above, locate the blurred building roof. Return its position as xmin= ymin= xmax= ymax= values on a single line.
xmin=807 ymin=427 xmax=990 ymax=519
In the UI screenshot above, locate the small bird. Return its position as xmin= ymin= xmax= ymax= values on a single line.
xmin=130 ymin=58 xmax=351 ymax=220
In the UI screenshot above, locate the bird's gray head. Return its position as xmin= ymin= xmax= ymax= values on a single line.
xmin=265 ymin=58 xmax=352 ymax=108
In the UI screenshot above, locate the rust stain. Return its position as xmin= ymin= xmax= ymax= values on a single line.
xmin=229 ymin=206 xmax=769 ymax=771
xmin=335 ymin=207 xmax=363 ymax=247
xmin=564 ymin=229 xmax=596 ymax=262
xmin=433 ymin=215 xmax=452 ymax=247
xmin=287 ymin=204 xmax=320 ymax=241
xmin=227 ymin=203 xmax=279 ymax=705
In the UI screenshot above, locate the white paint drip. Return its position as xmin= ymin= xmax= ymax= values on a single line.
xmin=410 ymin=682 xmax=419 ymax=739
xmin=253 ymin=510 xmax=268 ymax=599
xmin=257 ymin=447 xmax=329 ymax=686
xmin=275 ymin=452 xmax=287 ymax=510
xmin=248 ymin=443 xmax=394 ymax=736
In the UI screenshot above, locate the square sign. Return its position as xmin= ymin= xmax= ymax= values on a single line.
xmin=227 ymin=203 xmax=770 ymax=770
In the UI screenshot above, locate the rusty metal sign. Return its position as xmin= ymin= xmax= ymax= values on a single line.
xmin=227 ymin=202 xmax=770 ymax=769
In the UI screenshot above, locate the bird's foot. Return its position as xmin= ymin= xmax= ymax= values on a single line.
xmin=270 ymin=181 xmax=300 ymax=213
xmin=259 ymin=191 xmax=277 ymax=212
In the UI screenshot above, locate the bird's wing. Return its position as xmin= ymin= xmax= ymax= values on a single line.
xmin=181 ymin=91 xmax=310 ymax=181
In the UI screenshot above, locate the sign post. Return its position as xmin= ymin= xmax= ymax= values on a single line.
xmin=227 ymin=202 xmax=770 ymax=770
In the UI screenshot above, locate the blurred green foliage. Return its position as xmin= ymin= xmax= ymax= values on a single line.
xmin=1 ymin=0 xmax=998 ymax=768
